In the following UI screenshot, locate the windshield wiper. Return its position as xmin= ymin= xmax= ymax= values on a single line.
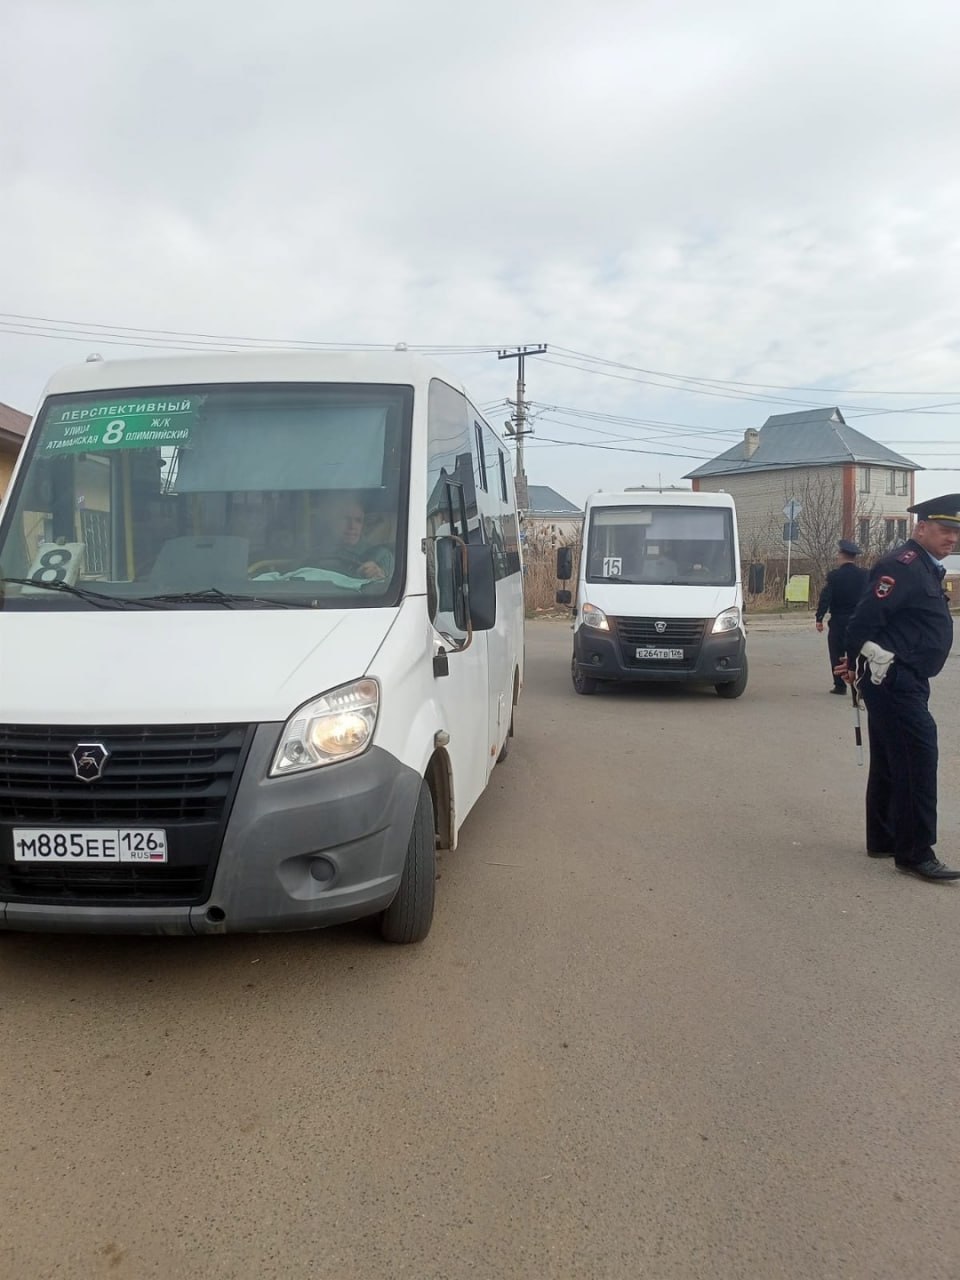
xmin=0 ymin=577 xmax=161 ymax=610
xmin=138 ymin=587 xmax=318 ymax=609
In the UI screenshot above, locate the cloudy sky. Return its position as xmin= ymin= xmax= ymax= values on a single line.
xmin=3 ymin=0 xmax=960 ymax=505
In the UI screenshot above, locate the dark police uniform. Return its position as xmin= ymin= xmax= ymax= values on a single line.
xmin=816 ymin=542 xmax=867 ymax=691
xmin=844 ymin=515 xmax=955 ymax=874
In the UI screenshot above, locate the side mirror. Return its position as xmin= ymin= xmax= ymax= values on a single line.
xmin=556 ymin=546 xmax=573 ymax=581
xmin=556 ymin=589 xmax=572 ymax=605
xmin=465 ymin=543 xmax=497 ymax=631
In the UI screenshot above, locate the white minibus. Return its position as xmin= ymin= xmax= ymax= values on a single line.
xmin=557 ymin=489 xmax=746 ymax=697
xmin=0 ymin=351 xmax=523 ymax=941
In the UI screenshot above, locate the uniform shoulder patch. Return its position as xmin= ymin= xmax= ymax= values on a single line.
xmin=875 ymin=575 xmax=896 ymax=599
xmin=897 ymin=549 xmax=918 ymax=564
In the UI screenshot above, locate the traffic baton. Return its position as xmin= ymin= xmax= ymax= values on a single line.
xmin=850 ymin=681 xmax=864 ymax=766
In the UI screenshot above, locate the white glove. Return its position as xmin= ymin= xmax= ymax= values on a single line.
xmin=860 ymin=640 xmax=895 ymax=684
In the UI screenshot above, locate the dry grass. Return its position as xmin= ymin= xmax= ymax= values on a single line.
xmin=523 ymin=530 xmax=580 ymax=616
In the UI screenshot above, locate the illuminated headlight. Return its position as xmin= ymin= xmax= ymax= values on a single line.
xmin=270 ymin=679 xmax=380 ymax=776
xmin=712 ymin=606 xmax=741 ymax=634
xmin=581 ymin=603 xmax=610 ymax=631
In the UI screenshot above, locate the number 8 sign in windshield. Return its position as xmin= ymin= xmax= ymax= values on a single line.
xmin=22 ymin=541 xmax=86 ymax=592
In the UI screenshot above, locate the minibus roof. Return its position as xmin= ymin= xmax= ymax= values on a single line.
xmin=39 ymin=349 xmax=470 ymax=399
xmin=585 ymin=489 xmax=736 ymax=511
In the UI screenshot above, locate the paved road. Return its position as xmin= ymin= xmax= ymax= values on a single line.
xmin=3 ymin=619 xmax=959 ymax=1279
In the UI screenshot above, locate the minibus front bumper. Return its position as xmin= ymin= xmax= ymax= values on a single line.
xmin=0 ymin=729 xmax=422 ymax=935
xmin=573 ymin=619 xmax=746 ymax=685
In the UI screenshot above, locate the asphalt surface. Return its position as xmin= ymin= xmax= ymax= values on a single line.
xmin=2 ymin=617 xmax=959 ymax=1280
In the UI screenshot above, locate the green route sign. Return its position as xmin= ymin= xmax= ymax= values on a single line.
xmin=40 ymin=396 xmax=200 ymax=455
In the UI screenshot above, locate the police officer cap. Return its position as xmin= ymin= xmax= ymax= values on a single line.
xmin=907 ymin=493 xmax=960 ymax=525
xmin=838 ymin=539 xmax=861 ymax=556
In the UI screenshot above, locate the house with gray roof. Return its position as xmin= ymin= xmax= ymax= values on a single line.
xmin=523 ymin=484 xmax=583 ymax=546
xmin=684 ymin=407 xmax=920 ymax=562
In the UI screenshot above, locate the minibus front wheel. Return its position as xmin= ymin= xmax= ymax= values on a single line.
xmin=572 ymin=656 xmax=599 ymax=696
xmin=715 ymin=655 xmax=749 ymax=699
xmin=380 ymin=780 xmax=437 ymax=944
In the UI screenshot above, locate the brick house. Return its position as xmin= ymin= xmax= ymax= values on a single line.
xmin=684 ymin=408 xmax=920 ymax=570
xmin=0 ymin=401 xmax=30 ymax=496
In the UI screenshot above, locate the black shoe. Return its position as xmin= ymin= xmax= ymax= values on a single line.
xmin=867 ymin=849 xmax=893 ymax=858
xmin=895 ymin=859 xmax=960 ymax=881
xmin=830 ymin=686 xmax=847 ymax=695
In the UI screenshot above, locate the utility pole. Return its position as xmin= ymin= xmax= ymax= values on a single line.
xmin=498 ymin=344 xmax=547 ymax=512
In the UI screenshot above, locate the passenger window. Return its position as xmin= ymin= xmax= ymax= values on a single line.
xmin=474 ymin=424 xmax=488 ymax=492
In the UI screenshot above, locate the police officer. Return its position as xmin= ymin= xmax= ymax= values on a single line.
xmin=837 ymin=495 xmax=960 ymax=881
xmin=816 ymin=539 xmax=867 ymax=693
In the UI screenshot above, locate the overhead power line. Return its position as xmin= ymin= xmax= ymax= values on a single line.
xmin=549 ymin=345 xmax=960 ymax=398
xmin=0 ymin=312 xmax=503 ymax=356
xmin=5 ymin=310 xmax=960 ymax=420
xmin=539 ymin=352 xmax=960 ymax=418
xmin=538 ymin=354 xmax=835 ymax=411
xmin=529 ymin=400 xmax=741 ymax=437
xmin=527 ymin=429 xmax=713 ymax=461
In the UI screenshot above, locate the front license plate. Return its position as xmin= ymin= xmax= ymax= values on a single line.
xmin=12 ymin=828 xmax=168 ymax=863
xmin=635 ymin=646 xmax=684 ymax=660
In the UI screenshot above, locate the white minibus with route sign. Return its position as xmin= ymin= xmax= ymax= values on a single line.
xmin=0 ymin=351 xmax=523 ymax=941
xmin=557 ymin=489 xmax=747 ymax=697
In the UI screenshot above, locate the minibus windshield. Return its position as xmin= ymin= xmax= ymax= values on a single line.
xmin=0 ymin=382 xmax=412 ymax=610
xmin=585 ymin=505 xmax=735 ymax=586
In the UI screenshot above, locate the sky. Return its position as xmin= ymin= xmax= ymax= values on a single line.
xmin=2 ymin=0 xmax=960 ymax=507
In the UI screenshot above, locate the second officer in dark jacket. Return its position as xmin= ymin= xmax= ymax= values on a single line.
xmin=816 ymin=539 xmax=867 ymax=692
xmin=838 ymin=496 xmax=960 ymax=881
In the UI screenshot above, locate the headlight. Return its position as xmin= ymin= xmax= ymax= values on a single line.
xmin=581 ymin=602 xmax=610 ymax=631
xmin=712 ymin=606 xmax=741 ymax=634
xmin=270 ymin=679 xmax=380 ymax=776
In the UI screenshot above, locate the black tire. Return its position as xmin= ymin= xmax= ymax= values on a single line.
xmin=716 ymin=656 xmax=748 ymax=699
xmin=572 ymin=655 xmax=599 ymax=696
xmin=380 ymin=781 xmax=436 ymax=944
xmin=496 ymin=706 xmax=515 ymax=763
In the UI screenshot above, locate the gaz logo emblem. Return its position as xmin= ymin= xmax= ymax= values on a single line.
xmin=71 ymin=743 xmax=110 ymax=782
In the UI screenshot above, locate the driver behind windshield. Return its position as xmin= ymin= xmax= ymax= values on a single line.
xmin=315 ymin=495 xmax=394 ymax=582
xmin=255 ymin=494 xmax=394 ymax=585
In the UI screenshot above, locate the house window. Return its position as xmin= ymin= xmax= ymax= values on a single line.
xmin=885 ymin=470 xmax=897 ymax=496
xmin=858 ymin=466 xmax=870 ymax=493
xmin=858 ymin=518 xmax=871 ymax=547
xmin=883 ymin=517 xmax=907 ymax=546
xmin=898 ymin=470 xmax=909 ymax=496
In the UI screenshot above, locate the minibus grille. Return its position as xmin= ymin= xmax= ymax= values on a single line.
xmin=2 ymin=862 xmax=212 ymax=904
xmin=615 ymin=617 xmax=706 ymax=645
xmin=612 ymin=616 xmax=707 ymax=667
xmin=0 ymin=723 xmax=251 ymax=905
